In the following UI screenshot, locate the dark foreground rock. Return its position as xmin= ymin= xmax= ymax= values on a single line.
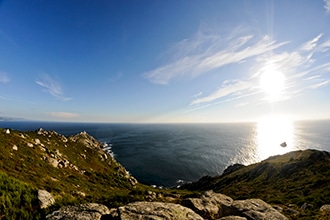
xmin=117 ymin=201 xmax=203 ymax=220
xmin=182 ymin=190 xmax=288 ymax=220
xmin=46 ymin=191 xmax=288 ymax=220
xmin=46 ymin=202 xmax=203 ymax=220
xmin=231 ymin=198 xmax=288 ymax=220
xmin=46 ymin=203 xmax=111 ymax=220
xmin=182 ymin=190 xmax=233 ymax=219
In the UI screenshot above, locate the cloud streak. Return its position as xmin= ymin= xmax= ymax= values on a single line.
xmin=144 ymin=31 xmax=287 ymax=85
xmin=144 ymin=26 xmax=330 ymax=114
xmin=35 ymin=74 xmax=72 ymax=101
xmin=190 ymin=80 xmax=254 ymax=105
xmin=49 ymin=112 xmax=79 ymax=119
xmin=190 ymin=33 xmax=330 ymax=108
xmin=325 ymin=0 xmax=330 ymax=14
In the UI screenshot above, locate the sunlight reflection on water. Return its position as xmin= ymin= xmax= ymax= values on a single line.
xmin=231 ymin=115 xmax=296 ymax=165
xmin=256 ymin=115 xmax=295 ymax=161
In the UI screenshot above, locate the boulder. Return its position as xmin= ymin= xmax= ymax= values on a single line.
xmin=35 ymin=138 xmax=41 ymax=145
xmin=182 ymin=190 xmax=233 ymax=219
xmin=231 ymin=199 xmax=288 ymax=220
xmin=38 ymin=190 xmax=55 ymax=209
xmin=319 ymin=204 xmax=330 ymax=219
xmin=118 ymin=201 xmax=203 ymax=220
xmin=219 ymin=216 xmax=247 ymax=220
xmin=46 ymin=203 xmax=110 ymax=220
xmin=320 ymin=204 xmax=330 ymax=212
xmin=181 ymin=191 xmax=288 ymax=220
xmin=48 ymin=157 xmax=59 ymax=168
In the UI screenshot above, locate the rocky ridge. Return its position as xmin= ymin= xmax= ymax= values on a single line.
xmin=46 ymin=191 xmax=290 ymax=220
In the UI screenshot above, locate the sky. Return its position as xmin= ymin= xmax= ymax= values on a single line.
xmin=1 ymin=0 xmax=330 ymax=123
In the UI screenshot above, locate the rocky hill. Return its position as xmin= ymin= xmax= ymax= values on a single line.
xmin=182 ymin=149 xmax=330 ymax=219
xmin=1 ymin=127 xmax=330 ymax=219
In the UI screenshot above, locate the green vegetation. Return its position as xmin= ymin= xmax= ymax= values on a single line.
xmin=0 ymin=172 xmax=40 ymax=220
xmin=183 ymin=149 xmax=330 ymax=219
xmin=0 ymin=128 xmax=195 ymax=219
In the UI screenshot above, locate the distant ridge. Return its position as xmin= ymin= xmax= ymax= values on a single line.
xmin=0 ymin=116 xmax=26 ymax=121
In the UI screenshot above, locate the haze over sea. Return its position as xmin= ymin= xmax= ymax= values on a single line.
xmin=1 ymin=120 xmax=330 ymax=187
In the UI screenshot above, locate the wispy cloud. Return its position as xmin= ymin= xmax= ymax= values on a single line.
xmin=35 ymin=74 xmax=72 ymax=101
xmin=0 ymin=71 xmax=10 ymax=83
xmin=190 ymin=80 xmax=254 ymax=105
xmin=144 ymin=30 xmax=287 ymax=85
xmin=189 ymin=33 xmax=330 ymax=108
xmin=301 ymin=34 xmax=323 ymax=51
xmin=145 ymin=26 xmax=330 ymax=114
xmin=49 ymin=112 xmax=79 ymax=119
xmin=324 ymin=0 xmax=330 ymax=14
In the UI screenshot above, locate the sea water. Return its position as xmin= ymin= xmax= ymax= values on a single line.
xmin=1 ymin=120 xmax=330 ymax=187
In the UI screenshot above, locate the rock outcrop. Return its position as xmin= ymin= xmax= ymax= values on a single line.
xmin=182 ymin=190 xmax=233 ymax=219
xmin=47 ymin=202 xmax=203 ymax=220
xmin=231 ymin=199 xmax=288 ymax=220
xmin=117 ymin=201 xmax=204 ymax=220
xmin=46 ymin=203 xmax=111 ymax=220
xmin=182 ymin=191 xmax=287 ymax=220
xmin=46 ymin=191 xmax=288 ymax=220
xmin=38 ymin=190 xmax=55 ymax=209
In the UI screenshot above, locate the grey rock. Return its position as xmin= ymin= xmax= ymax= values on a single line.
xmin=46 ymin=203 xmax=110 ymax=220
xmin=182 ymin=190 xmax=233 ymax=219
xmin=48 ymin=157 xmax=59 ymax=168
xmin=219 ymin=216 xmax=247 ymax=220
xmin=118 ymin=201 xmax=203 ymax=220
xmin=35 ymin=138 xmax=41 ymax=145
xmin=38 ymin=190 xmax=55 ymax=209
xmin=320 ymin=204 xmax=330 ymax=212
xmin=232 ymin=199 xmax=288 ymax=220
xmin=37 ymin=127 xmax=44 ymax=135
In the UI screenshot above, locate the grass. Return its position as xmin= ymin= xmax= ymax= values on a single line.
xmin=183 ymin=149 xmax=330 ymax=219
xmin=0 ymin=172 xmax=41 ymax=220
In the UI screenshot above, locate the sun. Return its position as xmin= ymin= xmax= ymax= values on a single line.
xmin=259 ymin=64 xmax=285 ymax=101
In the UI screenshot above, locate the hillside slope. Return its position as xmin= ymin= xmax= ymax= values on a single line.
xmin=0 ymin=127 xmax=152 ymax=219
xmin=182 ymin=149 xmax=330 ymax=218
xmin=0 ymin=127 xmax=138 ymax=197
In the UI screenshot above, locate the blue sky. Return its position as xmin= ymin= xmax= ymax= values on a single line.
xmin=1 ymin=0 xmax=330 ymax=123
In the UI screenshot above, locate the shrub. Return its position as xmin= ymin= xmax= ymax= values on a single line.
xmin=0 ymin=172 xmax=41 ymax=220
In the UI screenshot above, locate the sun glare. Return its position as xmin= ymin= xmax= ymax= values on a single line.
xmin=256 ymin=115 xmax=295 ymax=160
xmin=259 ymin=64 xmax=285 ymax=102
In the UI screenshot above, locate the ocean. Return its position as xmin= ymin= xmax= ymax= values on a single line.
xmin=1 ymin=120 xmax=330 ymax=188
